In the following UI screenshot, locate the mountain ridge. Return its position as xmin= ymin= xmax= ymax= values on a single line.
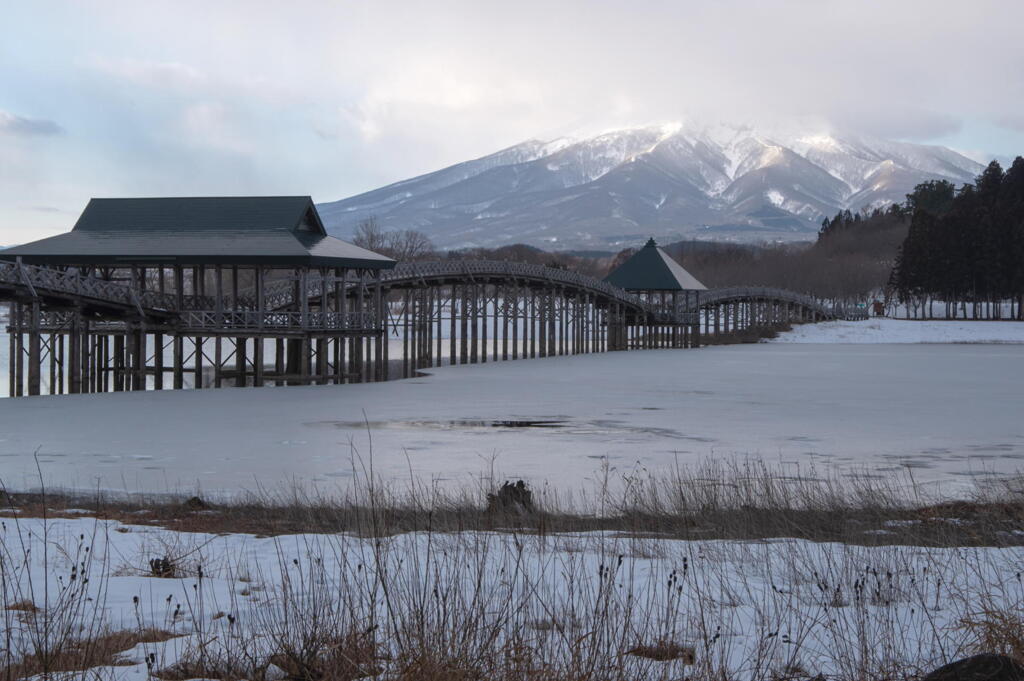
xmin=317 ymin=122 xmax=983 ymax=250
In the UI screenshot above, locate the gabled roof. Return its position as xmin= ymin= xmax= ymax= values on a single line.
xmin=604 ymin=238 xmax=707 ymax=291
xmin=0 ymin=197 xmax=395 ymax=269
xmin=71 ymin=196 xmax=326 ymax=233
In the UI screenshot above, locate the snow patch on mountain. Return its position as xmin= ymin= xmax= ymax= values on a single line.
xmin=318 ymin=122 xmax=985 ymax=250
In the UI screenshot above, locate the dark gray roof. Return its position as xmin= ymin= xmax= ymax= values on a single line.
xmin=0 ymin=197 xmax=395 ymax=269
xmin=604 ymin=238 xmax=707 ymax=291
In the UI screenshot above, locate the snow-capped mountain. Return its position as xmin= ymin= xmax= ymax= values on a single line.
xmin=317 ymin=122 xmax=983 ymax=250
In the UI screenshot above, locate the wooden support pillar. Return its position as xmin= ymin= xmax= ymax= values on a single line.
xmin=301 ymin=336 xmax=311 ymax=384
xmin=214 ymin=336 xmax=224 ymax=388
xmin=237 ymin=337 xmax=248 ymax=387
xmin=480 ymin=283 xmax=487 ymax=363
xmin=538 ymin=289 xmax=547 ymax=358
xmin=133 ymin=324 xmax=146 ymax=391
xmin=253 ymin=337 xmax=264 ymax=387
xmin=460 ymin=285 xmax=469 ymax=364
xmin=402 ymin=289 xmax=410 ymax=378
xmin=356 ymin=270 xmax=365 ymax=382
xmin=316 ymin=337 xmax=328 ymax=385
xmin=98 ymin=330 xmax=107 ymax=393
xmin=510 ymin=285 xmax=518 ymax=360
xmin=492 ymin=284 xmax=499 ymax=362
xmin=7 ymin=303 xmax=16 ymax=397
xmin=113 ymin=333 xmax=125 ymax=392
xmin=56 ymin=329 xmax=65 ymax=393
xmin=337 ymin=268 xmax=348 ymax=382
xmin=153 ymin=332 xmax=164 ymax=390
xmin=470 ymin=284 xmax=479 ymax=363
xmin=275 ymin=338 xmax=286 ymax=386
xmin=173 ymin=334 xmax=184 ymax=389
xmin=448 ymin=286 xmax=456 ymax=367
xmin=502 ymin=285 xmax=509 ymax=361
xmin=194 ymin=336 xmax=204 ymax=389
xmin=27 ymin=301 xmax=41 ymax=396
xmin=529 ymin=288 xmax=536 ymax=358
xmin=435 ymin=286 xmax=443 ymax=369
xmin=68 ymin=310 xmax=82 ymax=395
xmin=375 ymin=276 xmax=384 ymax=381
xmin=548 ymin=288 xmax=557 ymax=357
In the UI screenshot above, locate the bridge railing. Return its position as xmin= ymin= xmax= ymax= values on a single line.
xmin=249 ymin=260 xmax=652 ymax=313
xmin=384 ymin=260 xmax=647 ymax=305
xmin=179 ymin=310 xmax=377 ymax=332
xmin=3 ymin=258 xmax=863 ymax=326
xmin=687 ymin=286 xmax=856 ymax=320
xmin=0 ymin=260 xmax=178 ymax=311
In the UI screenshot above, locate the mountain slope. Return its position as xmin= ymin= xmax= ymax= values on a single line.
xmin=318 ymin=122 xmax=983 ymax=250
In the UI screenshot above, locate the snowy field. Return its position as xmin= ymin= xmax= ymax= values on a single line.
xmin=770 ymin=318 xmax=1024 ymax=344
xmin=1 ymin=342 xmax=1023 ymax=495
xmin=3 ymin=515 xmax=1021 ymax=680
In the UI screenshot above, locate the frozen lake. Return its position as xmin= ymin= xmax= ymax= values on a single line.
xmin=0 ymin=341 xmax=1023 ymax=496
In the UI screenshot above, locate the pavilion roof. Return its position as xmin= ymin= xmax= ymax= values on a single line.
xmin=604 ymin=238 xmax=707 ymax=291
xmin=0 ymin=197 xmax=395 ymax=269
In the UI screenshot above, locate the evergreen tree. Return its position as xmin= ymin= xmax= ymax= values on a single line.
xmin=890 ymin=159 xmax=1024 ymax=317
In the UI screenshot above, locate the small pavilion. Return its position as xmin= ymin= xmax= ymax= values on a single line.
xmin=604 ymin=238 xmax=706 ymax=348
xmin=1 ymin=196 xmax=394 ymax=395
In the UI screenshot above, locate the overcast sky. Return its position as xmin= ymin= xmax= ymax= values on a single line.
xmin=2 ymin=0 xmax=1023 ymax=244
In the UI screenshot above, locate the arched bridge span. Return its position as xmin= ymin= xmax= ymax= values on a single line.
xmin=2 ymin=257 xmax=855 ymax=396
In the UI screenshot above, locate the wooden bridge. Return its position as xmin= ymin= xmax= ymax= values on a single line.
xmin=1 ymin=197 xmax=866 ymax=397
xmin=2 ymin=255 xmax=854 ymax=397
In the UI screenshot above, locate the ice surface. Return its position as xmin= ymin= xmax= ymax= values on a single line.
xmin=1 ymin=343 xmax=1023 ymax=496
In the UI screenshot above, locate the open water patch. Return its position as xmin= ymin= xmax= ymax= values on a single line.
xmin=304 ymin=418 xmax=570 ymax=431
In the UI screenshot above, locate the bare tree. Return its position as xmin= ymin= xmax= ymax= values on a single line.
xmin=352 ymin=217 xmax=435 ymax=261
xmin=385 ymin=229 xmax=435 ymax=261
xmin=352 ymin=217 xmax=387 ymax=253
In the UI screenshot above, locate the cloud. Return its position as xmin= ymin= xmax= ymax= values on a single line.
xmin=831 ymin=109 xmax=964 ymax=142
xmin=995 ymin=114 xmax=1024 ymax=133
xmin=2 ymin=0 xmax=1024 ymax=245
xmin=180 ymin=101 xmax=251 ymax=152
xmin=89 ymin=57 xmax=207 ymax=93
xmin=0 ymin=110 xmax=63 ymax=136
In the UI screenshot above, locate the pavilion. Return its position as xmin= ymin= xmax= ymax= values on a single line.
xmin=0 ymin=196 xmax=394 ymax=395
xmin=604 ymin=238 xmax=706 ymax=348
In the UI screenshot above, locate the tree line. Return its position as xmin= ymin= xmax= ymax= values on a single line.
xmin=890 ymin=159 xmax=1024 ymax=319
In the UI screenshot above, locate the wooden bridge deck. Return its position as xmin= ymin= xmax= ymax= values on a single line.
xmin=2 ymin=257 xmax=863 ymax=397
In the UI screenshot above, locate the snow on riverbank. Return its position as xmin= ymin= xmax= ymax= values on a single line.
xmin=771 ymin=318 xmax=1024 ymax=344
xmin=2 ymin=515 xmax=1020 ymax=680
xmin=1 ymin=344 xmax=1023 ymax=496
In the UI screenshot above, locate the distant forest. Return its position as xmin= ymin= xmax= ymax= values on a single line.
xmin=358 ymin=158 xmax=1024 ymax=317
xmin=890 ymin=159 xmax=1024 ymax=319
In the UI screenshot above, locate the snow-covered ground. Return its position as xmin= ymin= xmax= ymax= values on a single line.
xmin=1 ymin=343 xmax=1023 ymax=496
xmin=2 ymin=516 xmax=1020 ymax=680
xmin=770 ymin=318 xmax=1024 ymax=344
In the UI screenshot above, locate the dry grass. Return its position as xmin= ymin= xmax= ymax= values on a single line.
xmin=959 ymin=609 xmax=1024 ymax=663
xmin=4 ymin=462 xmax=1024 ymax=680
xmin=624 ymin=641 xmax=696 ymax=663
xmin=2 ymin=460 xmax=1022 ymax=548
xmin=700 ymin=322 xmax=793 ymax=345
xmin=3 ymin=628 xmax=176 ymax=680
